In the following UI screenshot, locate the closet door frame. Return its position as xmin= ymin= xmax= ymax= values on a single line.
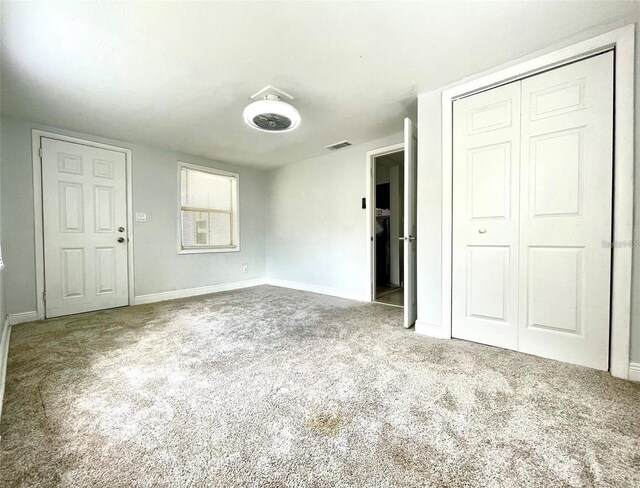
xmin=439 ymin=25 xmax=635 ymax=379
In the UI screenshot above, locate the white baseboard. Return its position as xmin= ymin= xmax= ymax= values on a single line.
xmin=415 ymin=320 xmax=449 ymax=339
xmin=629 ymin=362 xmax=640 ymax=382
xmin=265 ymin=278 xmax=370 ymax=302
xmin=134 ymin=278 xmax=267 ymax=305
xmin=7 ymin=311 xmax=38 ymax=325
xmin=0 ymin=318 xmax=12 ymax=420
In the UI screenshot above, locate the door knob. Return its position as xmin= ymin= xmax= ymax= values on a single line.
xmin=118 ymin=227 xmax=125 ymax=233
xmin=117 ymin=237 xmax=125 ymax=243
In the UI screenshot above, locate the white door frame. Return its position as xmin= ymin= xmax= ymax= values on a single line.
xmin=440 ymin=25 xmax=635 ymax=379
xmin=365 ymin=142 xmax=404 ymax=301
xmin=31 ymin=130 xmax=135 ymax=320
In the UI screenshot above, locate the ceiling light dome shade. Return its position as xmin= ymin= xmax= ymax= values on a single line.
xmin=243 ymin=95 xmax=301 ymax=132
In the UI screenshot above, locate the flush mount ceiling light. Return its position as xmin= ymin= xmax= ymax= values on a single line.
xmin=243 ymin=85 xmax=301 ymax=133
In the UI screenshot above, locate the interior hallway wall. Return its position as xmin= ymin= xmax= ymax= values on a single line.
xmin=0 ymin=117 xmax=267 ymax=315
xmin=415 ymin=15 xmax=640 ymax=362
xmin=266 ymin=133 xmax=402 ymax=300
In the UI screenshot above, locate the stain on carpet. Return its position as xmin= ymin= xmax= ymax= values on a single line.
xmin=306 ymin=411 xmax=345 ymax=435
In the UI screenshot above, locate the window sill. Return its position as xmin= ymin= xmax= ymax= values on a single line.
xmin=178 ymin=246 xmax=240 ymax=255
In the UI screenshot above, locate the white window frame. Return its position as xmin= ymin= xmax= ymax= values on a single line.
xmin=177 ymin=161 xmax=240 ymax=254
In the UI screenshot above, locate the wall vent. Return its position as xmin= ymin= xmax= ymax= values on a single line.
xmin=325 ymin=140 xmax=352 ymax=151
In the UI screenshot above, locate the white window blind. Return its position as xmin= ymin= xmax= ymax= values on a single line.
xmin=179 ymin=164 xmax=238 ymax=251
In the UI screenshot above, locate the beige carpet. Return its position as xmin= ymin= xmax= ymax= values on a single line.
xmin=1 ymin=285 xmax=639 ymax=487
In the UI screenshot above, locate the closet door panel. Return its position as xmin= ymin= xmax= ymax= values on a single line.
xmin=518 ymin=52 xmax=614 ymax=370
xmin=452 ymin=82 xmax=521 ymax=350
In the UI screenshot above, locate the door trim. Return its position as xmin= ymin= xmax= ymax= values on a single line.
xmin=366 ymin=142 xmax=404 ymax=302
xmin=440 ymin=25 xmax=635 ymax=378
xmin=31 ymin=130 xmax=135 ymax=320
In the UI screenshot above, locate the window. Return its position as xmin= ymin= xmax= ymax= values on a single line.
xmin=178 ymin=162 xmax=239 ymax=253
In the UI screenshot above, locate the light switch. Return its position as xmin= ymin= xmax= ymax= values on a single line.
xmin=135 ymin=212 xmax=147 ymax=222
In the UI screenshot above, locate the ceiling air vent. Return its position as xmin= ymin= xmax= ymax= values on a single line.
xmin=325 ymin=140 xmax=352 ymax=151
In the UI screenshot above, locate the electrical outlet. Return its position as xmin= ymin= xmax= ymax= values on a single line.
xmin=135 ymin=212 xmax=147 ymax=222
xmin=243 ymin=264 xmax=249 ymax=273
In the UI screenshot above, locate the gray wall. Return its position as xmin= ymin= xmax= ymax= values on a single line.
xmin=416 ymin=91 xmax=442 ymax=328
xmin=629 ymin=18 xmax=640 ymax=362
xmin=416 ymin=16 xmax=640 ymax=362
xmin=0 ymin=116 xmax=5 ymax=325
xmin=0 ymin=118 xmax=9 ymax=419
xmin=0 ymin=117 xmax=267 ymax=314
xmin=266 ymin=133 xmax=402 ymax=298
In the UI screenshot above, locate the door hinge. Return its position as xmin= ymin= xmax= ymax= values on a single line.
xmin=39 ymin=147 xmax=43 ymax=159
xmin=42 ymin=291 xmax=46 ymax=302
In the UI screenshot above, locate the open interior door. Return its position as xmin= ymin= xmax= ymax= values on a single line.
xmin=403 ymin=117 xmax=417 ymax=327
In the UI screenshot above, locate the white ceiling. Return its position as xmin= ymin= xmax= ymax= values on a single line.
xmin=1 ymin=1 xmax=637 ymax=169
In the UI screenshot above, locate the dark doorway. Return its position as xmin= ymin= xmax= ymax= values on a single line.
xmin=374 ymin=151 xmax=404 ymax=307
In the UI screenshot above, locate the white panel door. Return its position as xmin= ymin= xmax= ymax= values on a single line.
xmin=452 ymin=82 xmax=521 ymax=350
xmin=518 ymin=52 xmax=613 ymax=369
xmin=403 ymin=117 xmax=418 ymax=328
xmin=42 ymin=138 xmax=129 ymax=318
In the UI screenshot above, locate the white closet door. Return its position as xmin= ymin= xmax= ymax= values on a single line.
xmin=42 ymin=138 xmax=129 ymax=318
xmin=452 ymin=82 xmax=521 ymax=350
xmin=518 ymin=52 xmax=614 ymax=370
